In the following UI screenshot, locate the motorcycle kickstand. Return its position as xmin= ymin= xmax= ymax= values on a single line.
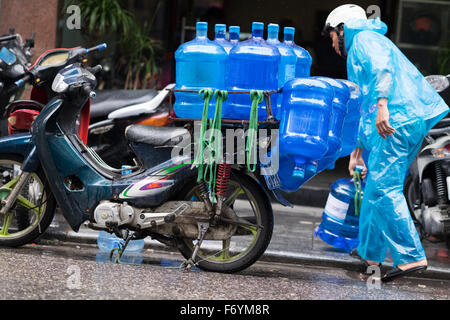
xmin=182 ymin=222 xmax=209 ymax=272
xmin=110 ymin=230 xmax=135 ymax=264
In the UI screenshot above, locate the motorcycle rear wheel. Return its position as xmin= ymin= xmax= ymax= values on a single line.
xmin=176 ymin=172 xmax=273 ymax=273
xmin=0 ymin=154 xmax=56 ymax=247
xmin=404 ymin=175 xmax=426 ymax=240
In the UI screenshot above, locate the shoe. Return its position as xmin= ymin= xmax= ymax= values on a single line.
xmin=381 ymin=265 xmax=427 ymax=283
xmin=349 ymin=249 xmax=382 ymax=275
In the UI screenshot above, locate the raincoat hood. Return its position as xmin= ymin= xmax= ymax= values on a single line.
xmin=344 ymin=18 xmax=388 ymax=52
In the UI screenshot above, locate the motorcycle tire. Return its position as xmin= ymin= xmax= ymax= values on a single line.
xmin=175 ymin=171 xmax=274 ymax=273
xmin=403 ymin=175 xmax=426 ymax=240
xmin=0 ymin=154 xmax=56 ymax=247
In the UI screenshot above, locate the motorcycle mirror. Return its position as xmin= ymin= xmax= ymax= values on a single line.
xmin=426 ymin=75 xmax=450 ymax=93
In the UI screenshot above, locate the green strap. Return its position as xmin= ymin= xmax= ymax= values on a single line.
xmin=204 ymin=90 xmax=228 ymax=202
xmin=194 ymin=88 xmax=213 ymax=182
xmin=353 ymin=171 xmax=362 ymax=217
xmin=246 ymin=90 xmax=263 ymax=172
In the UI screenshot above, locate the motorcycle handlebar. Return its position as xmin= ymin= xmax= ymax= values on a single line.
xmin=428 ymin=126 xmax=450 ymax=136
xmin=0 ymin=34 xmax=17 ymax=43
xmin=85 ymin=43 xmax=107 ymax=54
xmin=87 ymin=65 xmax=102 ymax=75
xmin=14 ymin=74 xmax=31 ymax=88
xmin=82 ymin=84 xmax=96 ymax=98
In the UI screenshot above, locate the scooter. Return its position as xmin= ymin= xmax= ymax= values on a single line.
xmin=3 ymin=43 xmax=171 ymax=168
xmin=404 ymin=74 xmax=450 ymax=248
xmin=0 ymin=30 xmax=35 ymax=135
xmin=0 ymin=44 xmax=276 ymax=273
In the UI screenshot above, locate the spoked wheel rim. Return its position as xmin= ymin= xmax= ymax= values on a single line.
xmin=0 ymin=159 xmax=48 ymax=240
xmin=179 ymin=176 xmax=271 ymax=269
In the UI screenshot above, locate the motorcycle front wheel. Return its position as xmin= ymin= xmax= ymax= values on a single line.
xmin=0 ymin=154 xmax=56 ymax=247
xmin=176 ymin=172 xmax=274 ymax=273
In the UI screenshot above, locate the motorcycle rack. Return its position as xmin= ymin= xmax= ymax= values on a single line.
xmin=166 ymin=89 xmax=281 ymax=127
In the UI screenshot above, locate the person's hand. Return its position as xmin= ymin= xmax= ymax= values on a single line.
xmin=349 ymin=147 xmax=367 ymax=180
xmin=376 ymin=98 xmax=395 ymax=139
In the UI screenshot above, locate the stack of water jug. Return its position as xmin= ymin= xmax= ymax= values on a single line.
xmin=174 ymin=21 xmax=363 ymax=191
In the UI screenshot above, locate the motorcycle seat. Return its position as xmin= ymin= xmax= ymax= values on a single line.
xmin=90 ymin=89 xmax=158 ymax=120
xmin=125 ymin=124 xmax=189 ymax=147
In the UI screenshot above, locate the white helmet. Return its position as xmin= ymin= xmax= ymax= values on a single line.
xmin=323 ymin=4 xmax=367 ymax=34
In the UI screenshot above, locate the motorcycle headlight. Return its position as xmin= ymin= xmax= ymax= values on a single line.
xmin=51 ymin=73 xmax=68 ymax=93
xmin=432 ymin=144 xmax=450 ymax=158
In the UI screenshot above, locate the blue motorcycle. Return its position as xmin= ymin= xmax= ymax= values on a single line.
xmin=0 ymin=44 xmax=276 ymax=273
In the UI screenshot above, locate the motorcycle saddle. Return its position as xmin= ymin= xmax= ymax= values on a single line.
xmin=90 ymin=89 xmax=158 ymax=120
xmin=125 ymin=124 xmax=190 ymax=147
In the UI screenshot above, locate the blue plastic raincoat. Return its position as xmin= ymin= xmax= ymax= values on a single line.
xmin=345 ymin=18 xmax=449 ymax=266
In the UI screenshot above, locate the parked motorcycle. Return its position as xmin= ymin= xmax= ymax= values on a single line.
xmin=404 ymin=74 xmax=450 ymax=248
xmin=0 ymin=30 xmax=35 ymax=135
xmin=0 ymin=45 xmax=276 ymax=273
xmin=3 ymin=43 xmax=171 ymax=168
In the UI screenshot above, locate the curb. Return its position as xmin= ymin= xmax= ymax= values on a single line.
xmin=41 ymin=228 xmax=450 ymax=281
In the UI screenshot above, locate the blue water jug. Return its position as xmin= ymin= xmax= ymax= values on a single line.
xmin=339 ymin=79 xmax=363 ymax=157
xmin=314 ymin=166 xmax=365 ymax=252
xmin=313 ymin=77 xmax=350 ymax=171
xmin=283 ymin=27 xmax=312 ymax=77
xmin=266 ymin=24 xmax=297 ymax=119
xmin=226 ymin=22 xmax=280 ymax=120
xmin=214 ymin=24 xmax=233 ymax=54
xmin=97 ymin=231 xmax=145 ymax=254
xmin=174 ymin=21 xmax=228 ymax=119
xmin=266 ymin=24 xmax=297 ymax=90
xmin=278 ymin=78 xmax=334 ymax=191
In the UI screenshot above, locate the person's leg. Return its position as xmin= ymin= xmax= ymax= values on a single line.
xmin=356 ymin=148 xmax=388 ymax=265
xmin=367 ymin=121 xmax=426 ymax=268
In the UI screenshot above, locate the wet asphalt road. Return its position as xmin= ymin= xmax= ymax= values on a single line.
xmin=0 ymin=241 xmax=448 ymax=301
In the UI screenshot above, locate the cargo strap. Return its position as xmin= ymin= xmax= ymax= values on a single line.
xmin=247 ymin=90 xmax=263 ymax=172
xmin=353 ymin=170 xmax=362 ymax=216
xmin=205 ymin=90 xmax=228 ymax=201
xmin=195 ymin=89 xmax=228 ymax=203
xmin=194 ymin=88 xmax=213 ymax=182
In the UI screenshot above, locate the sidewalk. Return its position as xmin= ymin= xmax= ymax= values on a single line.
xmin=42 ymin=200 xmax=450 ymax=281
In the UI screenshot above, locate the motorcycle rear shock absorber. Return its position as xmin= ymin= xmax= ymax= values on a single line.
xmin=435 ymin=161 xmax=447 ymax=205
xmin=215 ymin=163 xmax=232 ymax=218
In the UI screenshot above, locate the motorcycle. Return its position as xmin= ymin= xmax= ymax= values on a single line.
xmin=0 ymin=44 xmax=277 ymax=273
xmin=404 ymin=74 xmax=450 ymax=248
xmin=0 ymin=30 xmax=35 ymax=135
xmin=3 ymin=43 xmax=171 ymax=168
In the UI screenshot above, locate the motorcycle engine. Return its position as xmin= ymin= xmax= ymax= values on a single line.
xmin=93 ymin=201 xmax=134 ymax=228
xmin=422 ymin=206 xmax=445 ymax=236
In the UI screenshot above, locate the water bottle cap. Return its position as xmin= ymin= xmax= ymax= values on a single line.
xmin=196 ymin=22 xmax=208 ymax=31
xmin=215 ymin=24 xmax=226 ymax=32
xmin=284 ymin=27 xmax=295 ymax=35
xmin=229 ymin=26 xmax=240 ymax=34
xmin=252 ymin=22 xmax=264 ymax=31
xmin=268 ymin=23 xmax=279 ymax=33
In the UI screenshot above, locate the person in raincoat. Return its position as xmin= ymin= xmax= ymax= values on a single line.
xmin=323 ymin=4 xmax=449 ymax=282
